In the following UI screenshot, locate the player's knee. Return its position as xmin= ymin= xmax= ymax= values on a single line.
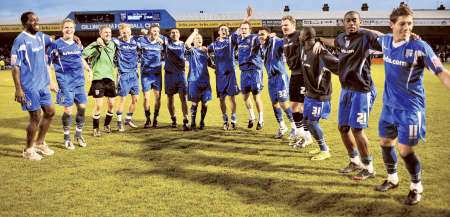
xmin=77 ymin=103 xmax=86 ymax=109
xmin=132 ymin=97 xmax=138 ymax=104
xmin=29 ymin=111 xmax=41 ymax=123
xmin=63 ymin=107 xmax=72 ymax=115
xmin=308 ymin=120 xmax=318 ymax=128
xmin=77 ymin=107 xmax=86 ymax=117
xmin=351 ymin=127 xmax=363 ymax=134
xmin=107 ymin=103 xmax=114 ymax=109
xmin=43 ymin=108 xmax=56 ymax=119
xmin=380 ymin=137 xmax=394 ymax=147
xmin=398 ymin=144 xmax=414 ymax=157
xmin=155 ymin=94 xmax=161 ymax=101
xmin=338 ymin=125 xmax=350 ymax=134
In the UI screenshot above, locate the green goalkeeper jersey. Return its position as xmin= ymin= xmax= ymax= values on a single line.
xmin=82 ymin=40 xmax=116 ymax=81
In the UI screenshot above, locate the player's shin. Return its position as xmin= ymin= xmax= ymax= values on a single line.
xmin=292 ymin=112 xmax=304 ymax=136
xmin=381 ymin=145 xmax=399 ymax=183
xmin=200 ymin=103 xmax=207 ymax=129
xmin=116 ymin=111 xmax=124 ymax=131
xmin=401 ymin=152 xmax=422 ymax=189
xmin=273 ymin=107 xmax=284 ymax=128
xmin=75 ymin=107 xmax=85 ymax=138
xmin=309 ymin=120 xmax=328 ymax=152
xmin=62 ymin=112 xmax=72 ymax=141
xmin=190 ymin=103 xmax=198 ymax=128
xmin=93 ymin=113 xmax=100 ymax=129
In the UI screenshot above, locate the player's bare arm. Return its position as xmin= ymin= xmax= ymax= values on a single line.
xmin=11 ymin=65 xmax=25 ymax=104
xmin=437 ymin=69 xmax=450 ymax=90
xmin=185 ymin=29 xmax=199 ymax=49
xmin=244 ymin=6 xmax=252 ymax=22
xmin=82 ymin=58 xmax=93 ymax=82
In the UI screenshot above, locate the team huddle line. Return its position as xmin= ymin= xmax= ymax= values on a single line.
xmin=10 ymin=5 xmax=450 ymax=206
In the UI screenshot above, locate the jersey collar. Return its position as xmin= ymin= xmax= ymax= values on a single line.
xmin=22 ymin=31 xmax=37 ymax=39
xmin=392 ymin=38 xmax=410 ymax=48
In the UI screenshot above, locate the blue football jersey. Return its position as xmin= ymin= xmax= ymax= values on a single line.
xmin=48 ymin=38 xmax=85 ymax=88
xmin=231 ymin=32 xmax=263 ymax=71
xmin=207 ymin=37 xmax=235 ymax=76
xmin=137 ymin=36 xmax=164 ymax=74
xmin=378 ymin=34 xmax=445 ymax=111
xmin=186 ymin=47 xmax=210 ymax=83
xmin=261 ymin=37 xmax=288 ymax=79
xmin=164 ymin=37 xmax=186 ymax=74
xmin=112 ymin=37 xmax=139 ymax=74
xmin=11 ymin=31 xmax=52 ymax=91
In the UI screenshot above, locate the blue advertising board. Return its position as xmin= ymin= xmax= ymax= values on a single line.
xmin=66 ymin=9 xmax=176 ymax=31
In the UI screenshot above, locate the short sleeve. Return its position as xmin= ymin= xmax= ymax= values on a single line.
xmin=10 ymin=37 xmax=24 ymax=67
xmin=135 ymin=37 xmax=142 ymax=49
xmin=366 ymin=30 xmax=381 ymax=51
xmin=421 ymin=41 xmax=445 ymax=75
xmin=46 ymin=42 xmax=58 ymax=65
xmin=112 ymin=37 xmax=120 ymax=46
xmin=185 ymin=46 xmax=193 ymax=57
xmin=252 ymin=34 xmax=261 ymax=47
xmin=43 ymin=34 xmax=52 ymax=48
xmin=207 ymin=43 xmax=214 ymax=53
xmin=274 ymin=38 xmax=284 ymax=57
xmin=231 ymin=31 xmax=239 ymax=46
xmin=334 ymin=35 xmax=339 ymax=48
xmin=320 ymin=48 xmax=339 ymax=73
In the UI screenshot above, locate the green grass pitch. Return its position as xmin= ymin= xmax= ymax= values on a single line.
xmin=0 ymin=64 xmax=449 ymax=217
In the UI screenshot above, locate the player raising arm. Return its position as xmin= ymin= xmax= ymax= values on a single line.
xmin=231 ymin=6 xmax=265 ymax=130
xmin=185 ymin=29 xmax=212 ymax=130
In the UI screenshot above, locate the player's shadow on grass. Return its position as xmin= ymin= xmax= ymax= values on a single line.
xmin=116 ymin=162 xmax=450 ymax=217
xmin=110 ymin=125 xmax=450 ymax=217
xmin=0 ymin=133 xmax=24 ymax=158
xmin=0 ymin=116 xmax=61 ymax=134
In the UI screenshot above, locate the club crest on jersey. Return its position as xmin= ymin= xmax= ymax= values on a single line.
xmin=405 ymin=49 xmax=413 ymax=57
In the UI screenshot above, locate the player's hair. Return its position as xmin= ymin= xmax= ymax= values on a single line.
xmin=170 ymin=28 xmax=179 ymax=32
xmin=217 ymin=24 xmax=228 ymax=30
xmin=61 ymin=18 xmax=75 ymax=27
xmin=99 ymin=25 xmax=111 ymax=32
xmin=118 ymin=23 xmax=131 ymax=31
xmin=20 ymin=11 xmax=34 ymax=26
xmin=149 ymin=24 xmax=160 ymax=30
xmin=259 ymin=27 xmax=271 ymax=33
xmin=344 ymin=11 xmax=361 ymax=19
xmin=281 ymin=15 xmax=296 ymax=25
xmin=240 ymin=21 xmax=252 ymax=29
xmin=390 ymin=4 xmax=413 ymax=23
xmin=302 ymin=26 xmax=316 ymax=41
